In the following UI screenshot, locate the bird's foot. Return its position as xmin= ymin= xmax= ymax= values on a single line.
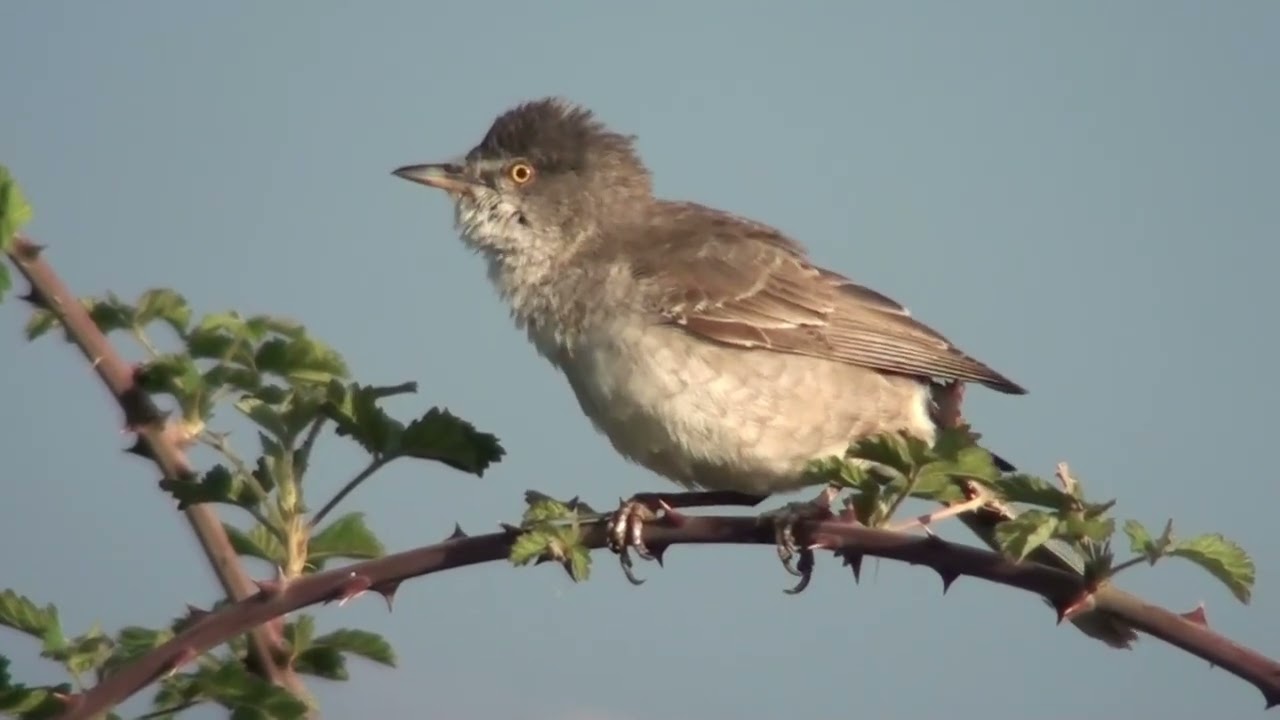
xmin=758 ymin=485 xmax=841 ymax=592
xmin=606 ymin=490 xmax=768 ymax=585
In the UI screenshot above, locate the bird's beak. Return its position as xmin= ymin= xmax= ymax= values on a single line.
xmin=391 ymin=163 xmax=484 ymax=194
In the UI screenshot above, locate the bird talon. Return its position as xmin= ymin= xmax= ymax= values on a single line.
xmin=607 ymin=497 xmax=660 ymax=583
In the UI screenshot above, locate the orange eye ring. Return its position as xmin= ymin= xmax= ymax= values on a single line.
xmin=508 ymin=162 xmax=535 ymax=184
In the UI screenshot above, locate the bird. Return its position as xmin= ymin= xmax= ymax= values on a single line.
xmin=392 ymin=97 xmax=1135 ymax=648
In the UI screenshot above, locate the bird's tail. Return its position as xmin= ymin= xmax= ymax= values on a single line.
xmin=959 ymin=449 xmax=1138 ymax=649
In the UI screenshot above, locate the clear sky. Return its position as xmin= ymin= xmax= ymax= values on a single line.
xmin=2 ymin=2 xmax=1278 ymax=719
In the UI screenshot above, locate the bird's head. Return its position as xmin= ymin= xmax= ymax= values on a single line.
xmin=394 ymin=98 xmax=652 ymax=262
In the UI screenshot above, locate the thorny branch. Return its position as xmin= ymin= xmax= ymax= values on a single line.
xmin=51 ymin=516 xmax=1280 ymax=720
xmin=5 ymin=237 xmax=311 ymax=705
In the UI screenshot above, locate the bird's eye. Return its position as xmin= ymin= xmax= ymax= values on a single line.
xmin=508 ymin=162 xmax=535 ymax=185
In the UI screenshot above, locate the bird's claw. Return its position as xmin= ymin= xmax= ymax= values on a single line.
xmin=606 ymin=497 xmax=664 ymax=585
xmin=758 ymin=486 xmax=839 ymax=592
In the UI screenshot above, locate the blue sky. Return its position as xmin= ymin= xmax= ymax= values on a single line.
xmin=2 ymin=2 xmax=1278 ymax=718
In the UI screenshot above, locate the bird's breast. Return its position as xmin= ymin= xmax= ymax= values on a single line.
xmin=552 ymin=319 xmax=936 ymax=494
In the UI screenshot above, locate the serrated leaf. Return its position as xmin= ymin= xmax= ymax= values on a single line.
xmin=0 ymin=590 xmax=61 ymax=644
xmin=61 ymin=630 xmax=116 ymax=676
xmin=203 ymin=363 xmax=262 ymax=395
xmin=323 ymin=383 xmax=402 ymax=456
xmin=309 ymin=513 xmax=386 ymax=567
xmin=223 ymin=523 xmax=285 ymax=565
xmin=1169 ymin=534 xmax=1255 ymax=604
xmin=509 ymin=530 xmax=551 ymax=566
xmin=101 ymin=626 xmax=174 ymax=678
xmin=1123 ymin=519 xmax=1156 ymax=559
xmin=1057 ymin=516 xmax=1115 ymax=544
xmin=907 ymin=464 xmax=969 ymax=503
xmin=312 ymin=629 xmax=396 ymax=667
xmin=293 ymin=646 xmax=348 ymax=681
xmin=254 ymin=335 xmax=348 ymax=386
xmin=235 ymin=396 xmax=289 ymax=440
xmin=399 ymin=408 xmax=505 ymax=475
xmin=284 ymin=615 xmax=316 ymax=657
xmin=994 ymin=510 xmax=1059 ymax=561
xmin=136 ymin=354 xmax=207 ymax=418
xmin=192 ymin=662 xmax=308 ymax=719
xmin=86 ymin=293 xmax=136 ymax=335
xmin=847 ymin=433 xmax=923 ymax=476
xmin=159 ymin=464 xmax=261 ymax=510
xmin=134 ymin=288 xmax=192 ymax=337
xmin=24 ymin=309 xmax=59 ymax=341
xmin=991 ymin=473 xmax=1073 ymax=510
xmin=566 ymin=545 xmax=591 ymax=582
xmin=522 ymin=492 xmax=573 ymax=525
xmin=0 ymin=167 xmax=33 ymax=280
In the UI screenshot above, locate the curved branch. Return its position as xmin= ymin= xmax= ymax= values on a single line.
xmin=54 ymin=516 xmax=1280 ymax=719
xmin=6 ymin=236 xmax=308 ymax=700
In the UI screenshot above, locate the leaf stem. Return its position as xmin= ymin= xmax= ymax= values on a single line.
xmin=294 ymin=417 xmax=328 ymax=482
xmin=1109 ymin=555 xmax=1153 ymax=577
xmin=200 ymin=431 xmax=270 ymax=502
xmin=309 ymin=456 xmax=393 ymax=528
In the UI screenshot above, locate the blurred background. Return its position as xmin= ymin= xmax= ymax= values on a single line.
xmin=2 ymin=2 xmax=1277 ymax=718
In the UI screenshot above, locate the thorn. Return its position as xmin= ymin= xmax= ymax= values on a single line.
xmin=649 ymin=544 xmax=668 ymax=566
xmin=1264 ymin=690 xmax=1280 ymax=710
xmin=657 ymin=500 xmax=689 ymax=527
xmin=18 ymin=288 xmax=49 ymax=309
xmin=253 ymin=577 xmax=285 ymax=598
xmin=1179 ymin=602 xmax=1209 ymax=627
xmin=448 ymin=523 xmax=468 ymax=539
xmin=1054 ymin=592 xmax=1097 ymax=624
xmin=183 ymin=604 xmax=211 ymax=621
xmin=124 ymin=436 xmax=155 ymax=460
xmin=499 ymin=522 xmax=522 ymax=536
xmin=14 ymin=241 xmax=45 ymax=260
xmin=840 ymin=550 xmax=864 ymax=582
xmin=937 ymin=569 xmax=960 ymax=594
xmin=373 ymin=580 xmax=402 ymax=612
xmin=50 ymin=691 xmax=81 ymax=708
xmin=164 ymin=647 xmax=199 ymax=678
xmin=333 ymin=572 xmax=373 ymax=606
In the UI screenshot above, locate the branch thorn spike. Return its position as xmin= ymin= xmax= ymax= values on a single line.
xmin=938 ymin=569 xmax=960 ymax=594
xmin=374 ymin=580 xmax=402 ymax=612
xmin=1179 ymin=602 xmax=1209 ymax=628
xmin=448 ymin=522 xmax=468 ymax=539
xmin=334 ymin=572 xmax=373 ymax=607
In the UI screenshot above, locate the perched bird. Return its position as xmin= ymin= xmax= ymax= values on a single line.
xmin=393 ymin=97 xmax=1135 ymax=648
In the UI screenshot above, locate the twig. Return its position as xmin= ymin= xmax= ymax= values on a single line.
xmin=52 ymin=515 xmax=1280 ymax=719
xmin=309 ymin=457 xmax=392 ymax=528
xmin=5 ymin=237 xmax=311 ymax=706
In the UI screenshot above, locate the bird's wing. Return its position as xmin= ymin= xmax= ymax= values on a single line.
xmin=629 ymin=203 xmax=1026 ymax=394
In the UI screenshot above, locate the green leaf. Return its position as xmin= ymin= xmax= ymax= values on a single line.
xmin=991 ymin=473 xmax=1073 ymax=510
xmin=0 ymin=591 xmax=62 ymax=646
xmin=159 ymin=464 xmax=262 ymax=510
xmin=292 ymin=646 xmax=348 ymax=681
xmin=309 ymin=513 xmax=386 ymax=567
xmin=192 ymin=662 xmax=309 ymax=719
xmin=906 ymin=463 xmax=969 ymax=503
xmin=24 ymin=309 xmax=59 ymax=341
xmin=235 ymin=396 xmax=290 ymax=440
xmin=323 ymin=383 xmax=403 ymax=456
xmin=223 ymin=522 xmax=285 ymax=566
xmin=522 ymin=491 xmax=573 ymax=525
xmin=509 ymin=530 xmax=551 ymax=566
xmin=565 ymin=544 xmax=591 ymax=582
xmin=0 ymin=168 xmax=33 ymax=301
xmin=58 ymin=628 xmax=116 ymax=676
xmin=254 ymin=335 xmax=349 ymax=386
xmin=284 ymin=615 xmax=316 ymax=657
xmin=399 ymin=408 xmax=505 ymax=475
xmin=311 ymin=629 xmax=396 ymax=667
xmin=203 ymin=363 xmax=262 ymax=394
xmin=846 ymin=432 xmax=923 ymax=476
xmin=0 ymin=655 xmax=74 ymax=719
xmin=1123 ymin=519 xmax=1155 ymax=559
xmin=136 ymin=353 xmax=208 ymax=419
xmin=134 ymin=288 xmax=192 ymax=336
xmin=1057 ymin=516 xmax=1115 ymax=544
xmin=87 ymin=293 xmax=137 ymax=335
xmin=994 ymin=510 xmax=1059 ymax=561
xmin=186 ymin=314 xmax=255 ymax=365
xmin=1169 ymin=534 xmax=1256 ymax=604
xmin=102 ymin=626 xmax=174 ymax=678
